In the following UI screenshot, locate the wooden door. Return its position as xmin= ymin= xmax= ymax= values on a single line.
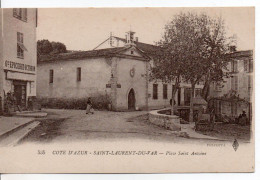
xmin=14 ymin=81 xmax=27 ymax=109
xmin=128 ymin=89 xmax=135 ymax=110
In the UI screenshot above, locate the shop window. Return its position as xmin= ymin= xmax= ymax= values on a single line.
xmin=13 ymin=8 xmax=27 ymax=22
xmin=77 ymin=67 xmax=81 ymax=82
xmin=49 ymin=69 xmax=54 ymax=84
xmin=163 ymin=84 xmax=167 ymax=99
xmin=17 ymin=32 xmax=27 ymax=58
xmin=153 ymin=84 xmax=158 ymax=99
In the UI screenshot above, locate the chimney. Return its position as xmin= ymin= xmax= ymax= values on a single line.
xmin=135 ymin=37 xmax=138 ymax=42
xmin=125 ymin=30 xmax=136 ymax=44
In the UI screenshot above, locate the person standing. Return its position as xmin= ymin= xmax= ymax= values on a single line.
xmin=239 ymin=111 xmax=247 ymax=126
xmin=86 ymin=97 xmax=94 ymax=114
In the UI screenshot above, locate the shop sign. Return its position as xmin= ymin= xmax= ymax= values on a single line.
xmin=106 ymin=83 xmax=121 ymax=88
xmin=4 ymin=60 xmax=36 ymax=72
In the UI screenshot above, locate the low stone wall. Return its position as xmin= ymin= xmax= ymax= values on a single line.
xmin=149 ymin=108 xmax=181 ymax=131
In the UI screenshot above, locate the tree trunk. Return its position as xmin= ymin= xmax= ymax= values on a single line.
xmin=202 ymin=80 xmax=210 ymax=101
xmin=171 ymin=86 xmax=178 ymax=115
xmin=189 ymin=83 xmax=196 ymax=122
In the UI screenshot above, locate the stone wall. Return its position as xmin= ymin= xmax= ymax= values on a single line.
xmin=37 ymin=58 xmax=111 ymax=99
xmin=149 ymin=109 xmax=181 ymax=131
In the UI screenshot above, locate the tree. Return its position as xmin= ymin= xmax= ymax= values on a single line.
xmin=37 ymin=39 xmax=53 ymax=55
xmin=152 ymin=12 xmax=235 ymax=122
xmin=37 ymin=39 xmax=67 ymax=56
xmin=151 ymin=13 xmax=199 ymax=115
xmin=200 ymin=19 xmax=235 ymax=101
xmin=51 ymin=41 xmax=67 ymax=54
xmin=150 ymin=45 xmax=184 ymax=115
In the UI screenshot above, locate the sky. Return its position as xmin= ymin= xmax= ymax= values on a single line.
xmin=37 ymin=7 xmax=255 ymax=51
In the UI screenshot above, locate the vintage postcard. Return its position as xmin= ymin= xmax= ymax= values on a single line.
xmin=0 ymin=7 xmax=255 ymax=173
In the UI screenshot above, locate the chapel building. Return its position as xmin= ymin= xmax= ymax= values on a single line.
xmin=37 ymin=31 xmax=204 ymax=111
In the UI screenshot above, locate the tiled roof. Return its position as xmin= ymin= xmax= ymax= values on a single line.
xmin=38 ymin=47 xmax=126 ymax=62
xmin=38 ymin=36 xmax=253 ymax=63
xmin=229 ymin=50 xmax=253 ymax=59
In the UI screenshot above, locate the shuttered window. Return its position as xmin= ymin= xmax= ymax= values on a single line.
xmin=13 ymin=8 xmax=27 ymax=22
xmin=244 ymin=60 xmax=249 ymax=72
xmin=17 ymin=32 xmax=26 ymax=58
xmin=153 ymin=84 xmax=158 ymax=99
xmin=231 ymin=76 xmax=238 ymax=91
xmin=49 ymin=70 xmax=54 ymax=84
xmin=163 ymin=84 xmax=167 ymax=99
xmin=77 ymin=67 xmax=81 ymax=82
xmin=231 ymin=60 xmax=238 ymax=72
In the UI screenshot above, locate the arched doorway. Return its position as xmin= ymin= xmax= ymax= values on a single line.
xmin=128 ymin=88 xmax=136 ymax=110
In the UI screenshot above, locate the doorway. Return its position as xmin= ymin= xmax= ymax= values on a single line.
xmin=13 ymin=80 xmax=27 ymax=110
xmin=128 ymin=88 xmax=135 ymax=110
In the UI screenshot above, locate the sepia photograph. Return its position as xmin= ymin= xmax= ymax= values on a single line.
xmin=0 ymin=7 xmax=255 ymax=173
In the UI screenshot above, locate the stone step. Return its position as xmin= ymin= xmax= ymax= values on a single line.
xmin=0 ymin=121 xmax=40 ymax=147
xmin=13 ymin=112 xmax=47 ymax=118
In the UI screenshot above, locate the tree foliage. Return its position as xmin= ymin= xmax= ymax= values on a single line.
xmin=151 ymin=12 xmax=235 ymax=121
xmin=51 ymin=41 xmax=67 ymax=54
xmin=37 ymin=39 xmax=67 ymax=55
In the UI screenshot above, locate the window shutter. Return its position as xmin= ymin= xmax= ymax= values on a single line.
xmin=248 ymin=75 xmax=252 ymax=96
xmin=244 ymin=60 xmax=248 ymax=72
xmin=249 ymin=60 xmax=253 ymax=73
xmin=23 ymin=9 xmax=27 ymax=21
xmin=13 ymin=8 xmax=17 ymax=16
xmin=234 ymin=61 xmax=238 ymax=72
xmin=235 ymin=76 xmax=238 ymax=91
xmin=18 ymin=8 xmax=22 ymax=18
xmin=231 ymin=76 xmax=238 ymax=91
xmin=17 ymin=32 xmax=23 ymax=43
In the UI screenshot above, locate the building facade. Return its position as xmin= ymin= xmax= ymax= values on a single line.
xmin=0 ymin=8 xmax=37 ymax=112
xmin=209 ymin=50 xmax=253 ymax=118
xmin=38 ymin=45 xmax=150 ymax=111
xmin=37 ymin=31 xmax=204 ymax=111
xmin=94 ymin=31 xmax=205 ymax=108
